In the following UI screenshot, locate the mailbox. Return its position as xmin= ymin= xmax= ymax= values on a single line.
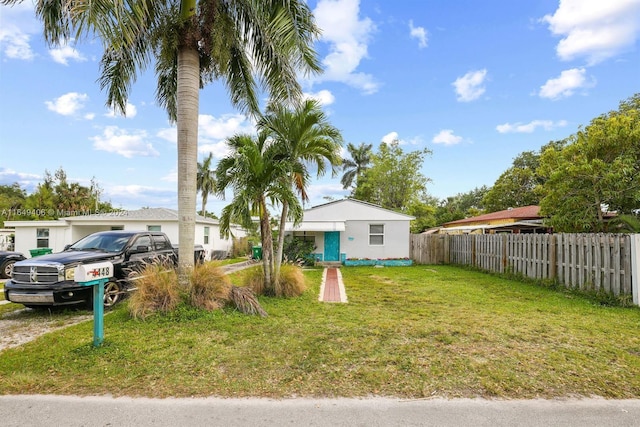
xmin=75 ymin=262 xmax=114 ymax=347
xmin=75 ymin=262 xmax=114 ymax=283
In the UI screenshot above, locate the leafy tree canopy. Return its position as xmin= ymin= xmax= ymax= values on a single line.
xmin=353 ymin=141 xmax=432 ymax=212
xmin=0 ymin=167 xmax=114 ymax=226
xmin=538 ymin=93 xmax=640 ymax=232
xmin=434 ymin=186 xmax=489 ymax=225
xmin=482 ymin=140 xmax=564 ymax=212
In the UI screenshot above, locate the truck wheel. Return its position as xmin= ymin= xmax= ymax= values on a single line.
xmin=1 ymin=260 xmax=16 ymax=279
xmin=103 ymin=281 xmax=122 ymax=308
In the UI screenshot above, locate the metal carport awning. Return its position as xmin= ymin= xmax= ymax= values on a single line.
xmin=284 ymin=221 xmax=346 ymax=232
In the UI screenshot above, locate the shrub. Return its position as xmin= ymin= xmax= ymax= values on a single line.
xmin=275 ymin=264 xmax=307 ymax=298
xmin=243 ymin=267 xmax=266 ymax=296
xmin=189 ymin=262 xmax=232 ymax=311
xmin=231 ymin=236 xmax=251 ymax=258
xmin=283 ymin=236 xmax=316 ymax=266
xmin=128 ymin=263 xmax=181 ymax=320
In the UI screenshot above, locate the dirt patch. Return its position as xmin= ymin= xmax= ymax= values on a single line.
xmin=0 ymin=308 xmax=92 ymax=352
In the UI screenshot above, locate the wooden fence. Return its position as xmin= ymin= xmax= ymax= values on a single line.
xmin=410 ymin=233 xmax=635 ymax=298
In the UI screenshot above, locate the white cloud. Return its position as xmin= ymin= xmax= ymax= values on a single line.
xmin=161 ymin=170 xmax=177 ymax=183
xmin=49 ymin=41 xmax=86 ymax=65
xmin=304 ymin=89 xmax=336 ymax=106
xmin=312 ymin=0 xmax=379 ymax=94
xmin=539 ymin=68 xmax=593 ymax=99
xmin=45 ymin=92 xmax=89 ymax=116
xmin=105 ymin=102 xmax=138 ymax=118
xmin=432 ymin=129 xmax=463 ymax=146
xmin=496 ymin=120 xmax=568 ymax=134
xmin=542 ymin=0 xmax=640 ymax=64
xmin=381 ymin=131 xmax=423 ymax=146
xmin=452 ymin=69 xmax=488 ymax=102
xmin=198 ymin=113 xmax=254 ymax=143
xmin=0 ymin=27 xmax=34 ymax=60
xmin=382 ymin=131 xmax=400 ymax=144
xmin=0 ymin=167 xmax=41 ymax=192
xmin=104 ymin=184 xmax=176 ymax=209
xmin=306 ymin=182 xmax=349 ymax=207
xmin=157 ymin=113 xmax=254 ymax=158
xmin=91 ymin=126 xmax=159 ymax=158
xmin=0 ymin=3 xmax=37 ymax=61
xmin=409 ymin=20 xmax=428 ymax=48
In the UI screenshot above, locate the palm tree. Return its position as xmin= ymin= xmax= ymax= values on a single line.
xmin=5 ymin=0 xmax=322 ymax=283
xmin=196 ymin=153 xmax=215 ymax=217
xmin=214 ymin=133 xmax=301 ymax=294
xmin=258 ymin=99 xmax=342 ymax=278
xmin=341 ymin=142 xmax=373 ymax=190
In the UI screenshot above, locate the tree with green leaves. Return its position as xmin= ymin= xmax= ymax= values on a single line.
xmin=0 ymin=183 xmax=27 ymax=226
xmin=196 ymin=152 xmax=216 ymax=217
xmin=341 ymin=142 xmax=373 ymax=191
xmin=483 ymin=141 xmax=565 ymax=212
xmin=434 ymin=186 xmax=489 ymax=225
xmin=538 ymin=93 xmax=640 ymax=232
xmin=214 ymin=133 xmax=301 ymax=295
xmin=258 ymin=98 xmax=342 ymax=279
xmin=354 ymin=141 xmax=432 ymax=212
xmin=2 ymin=0 xmax=322 ymax=282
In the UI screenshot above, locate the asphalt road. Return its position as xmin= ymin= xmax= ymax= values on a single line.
xmin=2 ymin=395 xmax=640 ymax=427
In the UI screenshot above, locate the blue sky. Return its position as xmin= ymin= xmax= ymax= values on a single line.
xmin=1 ymin=0 xmax=639 ymax=216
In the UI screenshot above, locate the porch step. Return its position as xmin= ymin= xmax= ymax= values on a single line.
xmin=317 ymin=261 xmax=342 ymax=268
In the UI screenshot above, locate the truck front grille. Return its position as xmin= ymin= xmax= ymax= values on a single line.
xmin=12 ymin=265 xmax=61 ymax=284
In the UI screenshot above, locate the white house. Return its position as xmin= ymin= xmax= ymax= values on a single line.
xmin=285 ymin=199 xmax=415 ymax=263
xmin=5 ymin=208 xmax=245 ymax=260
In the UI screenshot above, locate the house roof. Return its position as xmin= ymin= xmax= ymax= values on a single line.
xmin=443 ymin=205 xmax=541 ymax=227
xmin=62 ymin=207 xmax=220 ymax=225
xmin=303 ymin=198 xmax=415 ymax=221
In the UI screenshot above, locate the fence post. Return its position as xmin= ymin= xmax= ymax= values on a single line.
xmin=443 ymin=234 xmax=450 ymax=264
xmin=631 ymin=234 xmax=640 ymax=306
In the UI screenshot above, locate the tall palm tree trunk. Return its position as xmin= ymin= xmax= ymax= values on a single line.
xmin=201 ymin=193 xmax=208 ymax=217
xmin=176 ymin=46 xmax=200 ymax=285
xmin=274 ymin=200 xmax=289 ymax=280
xmin=259 ymin=197 xmax=275 ymax=293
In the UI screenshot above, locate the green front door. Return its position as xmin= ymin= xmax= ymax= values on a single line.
xmin=324 ymin=231 xmax=340 ymax=262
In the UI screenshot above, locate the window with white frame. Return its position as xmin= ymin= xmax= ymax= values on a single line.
xmin=204 ymin=226 xmax=210 ymax=244
xmin=369 ymin=224 xmax=384 ymax=245
xmin=36 ymin=228 xmax=50 ymax=248
xmin=147 ymin=225 xmax=161 ymax=232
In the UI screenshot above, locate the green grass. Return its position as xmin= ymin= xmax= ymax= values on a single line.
xmin=1 ymin=265 xmax=639 ymax=399
xmin=209 ymin=257 xmax=250 ymax=267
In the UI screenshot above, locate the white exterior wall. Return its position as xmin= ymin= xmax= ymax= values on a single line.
xmin=10 ymin=222 xmax=71 ymax=257
xmin=6 ymin=218 xmax=244 ymax=261
xmin=341 ymin=220 xmax=411 ymax=259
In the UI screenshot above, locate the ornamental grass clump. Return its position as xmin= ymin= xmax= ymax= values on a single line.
xmin=275 ymin=264 xmax=307 ymax=298
xmin=244 ymin=267 xmax=267 ymax=296
xmin=127 ymin=263 xmax=180 ymax=320
xmin=244 ymin=264 xmax=307 ymax=298
xmin=189 ymin=262 xmax=232 ymax=311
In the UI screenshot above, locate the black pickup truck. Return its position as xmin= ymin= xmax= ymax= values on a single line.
xmin=4 ymin=230 xmax=204 ymax=308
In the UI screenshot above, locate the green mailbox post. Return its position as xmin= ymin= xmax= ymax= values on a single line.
xmin=75 ymin=262 xmax=113 ymax=347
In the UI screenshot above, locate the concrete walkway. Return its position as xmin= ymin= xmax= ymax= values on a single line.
xmin=319 ymin=267 xmax=347 ymax=303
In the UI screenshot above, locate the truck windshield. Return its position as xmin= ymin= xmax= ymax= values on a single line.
xmin=69 ymin=234 xmax=130 ymax=253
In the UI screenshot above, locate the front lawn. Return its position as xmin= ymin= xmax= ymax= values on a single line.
xmin=1 ymin=265 xmax=639 ymax=398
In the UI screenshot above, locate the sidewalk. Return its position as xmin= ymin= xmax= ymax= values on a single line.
xmin=319 ymin=267 xmax=347 ymax=303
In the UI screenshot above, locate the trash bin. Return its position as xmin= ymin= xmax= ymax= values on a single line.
xmin=30 ymin=248 xmax=53 ymax=257
xmin=252 ymin=246 xmax=263 ymax=260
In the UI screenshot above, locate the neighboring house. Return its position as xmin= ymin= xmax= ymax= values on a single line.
xmin=0 ymin=228 xmax=16 ymax=251
xmin=284 ymin=198 xmax=415 ymax=262
xmin=5 ymin=208 xmax=245 ymax=259
xmin=438 ymin=205 xmax=548 ymax=234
